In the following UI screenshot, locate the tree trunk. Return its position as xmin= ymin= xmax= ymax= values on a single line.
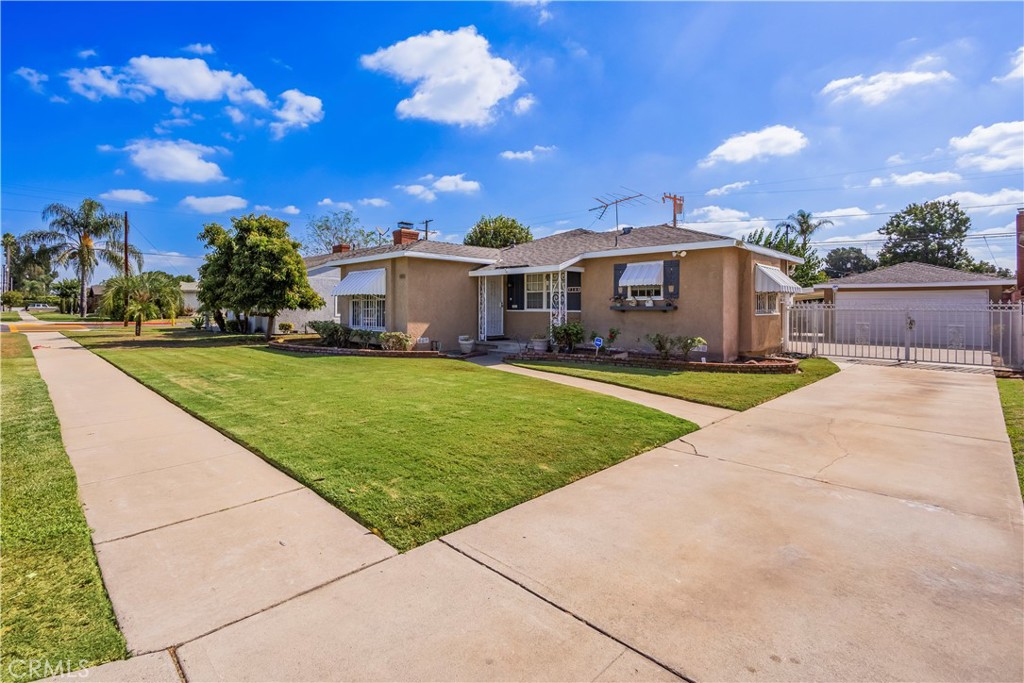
xmin=213 ymin=309 xmax=226 ymax=332
xmin=135 ymin=318 xmax=142 ymax=336
xmin=79 ymin=265 xmax=88 ymax=318
xmin=265 ymin=314 xmax=275 ymax=341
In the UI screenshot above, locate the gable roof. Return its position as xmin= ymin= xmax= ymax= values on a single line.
xmin=816 ymin=262 xmax=1014 ymax=288
xmin=322 ymin=240 xmax=501 ymax=267
xmin=303 ymin=252 xmax=338 ymax=269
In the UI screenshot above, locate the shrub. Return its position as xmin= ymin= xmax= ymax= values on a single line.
xmin=191 ymin=316 xmax=205 ymax=330
xmin=278 ymin=321 xmax=294 ymax=334
xmin=646 ymin=333 xmax=675 ymax=359
xmin=551 ymin=321 xmax=585 ymax=352
xmin=351 ymin=328 xmax=376 ymax=348
xmin=674 ymin=335 xmax=707 ymax=362
xmin=308 ymin=320 xmax=352 ymax=347
xmin=2 ymin=291 xmax=24 ymax=311
xmin=380 ymin=331 xmax=414 ymax=351
xmin=225 ymin=319 xmax=246 ymax=333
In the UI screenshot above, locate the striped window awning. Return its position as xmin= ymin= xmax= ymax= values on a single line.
xmin=754 ymin=264 xmax=801 ymax=293
xmin=619 ymin=261 xmax=664 ymax=287
xmin=331 ymin=268 xmax=386 ymax=296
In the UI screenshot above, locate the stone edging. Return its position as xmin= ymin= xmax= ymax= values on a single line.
xmin=268 ymin=340 xmax=444 ymax=358
xmin=503 ymin=352 xmax=800 ymax=374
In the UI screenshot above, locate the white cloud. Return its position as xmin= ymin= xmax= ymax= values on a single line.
xmin=513 ymin=94 xmax=537 ymax=115
xmin=50 ymin=95 xmax=69 ymax=104
xmin=396 ymin=184 xmax=437 ymax=202
xmin=63 ymin=65 xmax=153 ymax=102
xmin=361 ymin=26 xmax=524 ymax=126
xmin=128 ymin=56 xmax=269 ymax=106
xmin=358 ymin=198 xmax=390 ymax=207
xmin=993 ymin=47 xmax=1023 ymax=83
xmin=933 ymin=188 xmax=1024 ymax=216
xmin=182 ymin=43 xmax=215 ymax=56
xmin=431 ymin=173 xmax=480 ymax=193
xmin=686 ymin=205 xmax=767 ymax=237
xmin=281 ymin=205 xmax=300 ymax=215
xmin=886 ymin=153 xmax=908 ymax=165
xmin=269 ymin=89 xmax=324 ymax=138
xmin=499 ymin=144 xmax=556 ymax=161
xmin=254 ymin=204 xmax=272 ymax=211
xmin=814 ymin=207 xmax=871 ymax=229
xmin=949 ymin=121 xmax=1024 ymax=172
xmin=820 ymin=68 xmax=954 ymax=105
xmin=78 ymin=49 xmax=97 ymax=59
xmin=180 ymin=195 xmax=247 ymax=214
xmin=15 ymin=67 xmax=49 ymax=93
xmin=318 ymin=198 xmax=355 ymax=210
xmin=705 ymin=180 xmax=751 ymax=197
xmin=699 ymin=125 xmax=808 ymax=167
xmin=99 ymin=189 xmax=157 ymax=203
xmin=224 ymin=106 xmax=246 ymax=124
xmin=122 ymin=138 xmax=226 ymax=182
xmin=868 ymin=171 xmax=962 ymax=187
xmin=511 ymin=0 xmax=552 ymax=24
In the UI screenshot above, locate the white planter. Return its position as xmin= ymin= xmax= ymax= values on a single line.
xmin=458 ymin=340 xmax=475 ymax=354
xmin=531 ymin=339 xmax=548 ymax=353
xmin=644 ymin=299 xmax=655 ymax=307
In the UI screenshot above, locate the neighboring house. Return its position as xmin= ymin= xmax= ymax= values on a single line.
xmin=180 ymin=281 xmax=200 ymax=312
xmin=319 ymin=224 xmax=802 ymax=360
xmin=86 ymin=284 xmax=105 ymax=313
xmin=273 ymin=251 xmax=346 ymax=332
xmin=813 ymin=262 xmax=1014 ymax=306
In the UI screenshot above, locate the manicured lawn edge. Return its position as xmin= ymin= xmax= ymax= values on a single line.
xmin=507 ymin=357 xmax=841 ymax=411
xmin=1 ymin=334 xmax=127 ymax=682
xmin=997 ymin=378 xmax=1024 ymax=499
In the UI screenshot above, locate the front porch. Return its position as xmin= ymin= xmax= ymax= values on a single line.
xmin=474 ymin=270 xmax=580 ymax=342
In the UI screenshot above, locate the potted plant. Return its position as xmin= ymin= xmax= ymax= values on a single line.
xmin=530 ymin=331 xmax=549 ymax=353
xmin=644 ymin=298 xmax=655 ymax=308
xmin=627 ymin=297 xmax=638 ymax=307
xmin=458 ymin=334 xmax=475 ymax=354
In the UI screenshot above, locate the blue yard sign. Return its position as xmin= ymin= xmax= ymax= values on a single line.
xmin=593 ymin=336 xmax=603 ymax=356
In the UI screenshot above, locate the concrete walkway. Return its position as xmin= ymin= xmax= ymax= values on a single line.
xmin=34 ymin=335 xmax=1023 ymax=681
xmin=470 ymin=354 xmax=736 ymax=427
xmin=17 ymin=309 xmax=40 ymax=321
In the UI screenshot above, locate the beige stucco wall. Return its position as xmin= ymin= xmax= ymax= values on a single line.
xmin=404 ymin=258 xmax=479 ymax=351
xmin=741 ymin=252 xmax=786 ymax=357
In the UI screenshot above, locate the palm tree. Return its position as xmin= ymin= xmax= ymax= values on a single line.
xmin=2 ymin=232 xmax=16 ymax=293
xmin=22 ymin=199 xmax=142 ymax=317
xmin=776 ymin=210 xmax=834 ymax=249
xmin=102 ymin=271 xmax=183 ymax=335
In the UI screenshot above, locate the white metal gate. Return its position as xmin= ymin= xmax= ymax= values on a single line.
xmin=485 ymin=276 xmax=503 ymax=338
xmin=788 ymin=302 xmax=1024 ymax=369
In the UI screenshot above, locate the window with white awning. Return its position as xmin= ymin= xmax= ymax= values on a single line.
xmin=331 ymin=269 xmax=387 ymax=329
xmin=754 ymin=264 xmax=801 ymax=315
xmin=331 ymin=268 xmax=386 ymax=296
xmin=619 ymin=261 xmax=664 ymax=299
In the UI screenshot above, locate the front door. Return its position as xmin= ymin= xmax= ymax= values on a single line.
xmin=486 ymin=277 xmax=504 ymax=338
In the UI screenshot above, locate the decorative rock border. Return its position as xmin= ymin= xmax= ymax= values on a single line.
xmin=503 ymin=352 xmax=800 ymax=374
xmin=268 ymin=339 xmax=444 ymax=358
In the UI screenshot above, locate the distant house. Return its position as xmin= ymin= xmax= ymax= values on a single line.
xmin=311 ymin=224 xmax=802 ymax=359
xmin=86 ymin=284 xmax=105 ymax=313
xmin=813 ymin=262 xmax=1014 ymax=307
xmin=272 ymin=251 xmax=347 ymax=332
xmin=180 ymin=281 xmax=200 ymax=313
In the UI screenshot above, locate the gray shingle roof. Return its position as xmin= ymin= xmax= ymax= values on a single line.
xmin=825 ymin=262 xmax=1012 ymax=286
xmin=325 ymin=240 xmax=501 ymax=263
xmin=303 ymin=253 xmax=337 ymax=269
xmin=476 ymin=224 xmax=733 ymax=271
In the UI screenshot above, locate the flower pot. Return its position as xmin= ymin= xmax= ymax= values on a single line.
xmin=531 ymin=338 xmax=548 ymax=353
xmin=458 ymin=340 xmax=475 ymax=354
xmin=644 ymin=299 xmax=654 ymax=308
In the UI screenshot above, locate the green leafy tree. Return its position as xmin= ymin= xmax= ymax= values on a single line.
xmin=877 ymin=200 xmax=972 ymax=269
xmin=824 ymin=247 xmax=878 ymax=278
xmin=199 ymin=214 xmax=324 ymax=339
xmin=464 ymin=215 xmax=533 ymax=248
xmin=965 ymin=260 xmax=1013 ymax=278
xmin=53 ymin=278 xmax=81 ymax=313
xmin=2 ymin=290 xmax=24 ymax=311
xmin=21 ymin=199 xmax=142 ymax=317
xmin=101 ymin=272 xmax=183 ymax=335
xmin=302 ymin=210 xmax=375 ymax=255
xmin=2 ymin=233 xmax=16 ymax=292
xmin=743 ymin=226 xmax=827 ymax=287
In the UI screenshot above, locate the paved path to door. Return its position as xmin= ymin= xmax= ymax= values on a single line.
xmin=470 ymin=354 xmax=736 ymax=427
xmin=33 ymin=335 xmax=1023 ymax=681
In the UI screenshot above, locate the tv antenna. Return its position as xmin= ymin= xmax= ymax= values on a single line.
xmin=373 ymin=226 xmax=389 ymax=245
xmin=662 ymin=193 xmax=685 ymax=228
xmin=589 ymin=192 xmax=643 ymax=231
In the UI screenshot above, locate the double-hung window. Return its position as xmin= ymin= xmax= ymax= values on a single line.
xmin=351 ymin=295 xmax=386 ymax=330
xmin=525 ymin=273 xmax=548 ymax=310
xmin=755 ymin=292 xmax=780 ymax=315
xmin=628 ymin=285 xmax=663 ymax=300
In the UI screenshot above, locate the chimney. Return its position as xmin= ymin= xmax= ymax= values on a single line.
xmin=332 ymin=243 xmax=351 ymax=254
xmin=1017 ymin=208 xmax=1024 ymax=293
xmin=393 ymin=221 xmax=420 ymax=245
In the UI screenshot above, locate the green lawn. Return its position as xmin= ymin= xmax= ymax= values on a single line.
xmin=1 ymin=311 xmax=20 ymax=322
xmin=66 ymin=328 xmax=696 ymax=551
xmin=1 ymin=334 xmax=126 ymax=682
xmin=32 ymin=312 xmax=119 ymax=322
xmin=997 ymin=379 xmax=1024 ymax=499
xmin=509 ymin=358 xmax=840 ymax=411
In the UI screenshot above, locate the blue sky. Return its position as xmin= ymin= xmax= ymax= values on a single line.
xmin=3 ymin=1 xmax=1022 ymax=279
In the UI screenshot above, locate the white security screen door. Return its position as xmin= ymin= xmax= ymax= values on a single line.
xmin=486 ymin=277 xmax=504 ymax=337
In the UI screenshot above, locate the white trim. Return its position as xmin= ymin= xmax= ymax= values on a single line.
xmin=324 ymin=251 xmax=497 ymax=268
xmin=575 ymin=239 xmax=736 ymax=262
xmin=743 ymin=243 xmax=805 ymax=264
xmin=754 ymin=263 xmax=802 ymax=294
xmin=470 ymin=265 xmax=585 ymax=277
xmin=812 ymin=280 xmax=1014 ymax=290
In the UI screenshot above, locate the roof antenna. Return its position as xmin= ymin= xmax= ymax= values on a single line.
xmin=421 ymin=218 xmax=433 ymax=241
xmin=589 ymin=192 xmax=642 ymax=233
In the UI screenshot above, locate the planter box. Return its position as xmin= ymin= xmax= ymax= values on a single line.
xmin=269 ymin=340 xmax=444 ymax=358
xmin=503 ymin=352 xmax=799 ymax=374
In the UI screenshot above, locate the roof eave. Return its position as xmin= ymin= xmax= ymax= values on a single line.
xmin=323 ymin=251 xmax=497 ymax=268
xmin=813 ymin=279 xmax=1017 ymax=290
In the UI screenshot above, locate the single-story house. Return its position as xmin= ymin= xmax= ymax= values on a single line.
xmin=180 ymin=281 xmax=200 ymax=313
xmin=319 ymin=224 xmax=803 ymax=360
xmin=86 ymin=284 xmax=105 ymax=313
xmin=274 ymin=251 xmax=346 ymax=332
xmin=813 ymin=262 xmax=1015 ymax=306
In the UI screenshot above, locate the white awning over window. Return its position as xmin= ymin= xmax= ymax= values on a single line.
xmin=619 ymin=261 xmax=664 ymax=288
xmin=754 ymin=264 xmax=801 ymax=293
xmin=331 ymin=268 xmax=386 ymax=296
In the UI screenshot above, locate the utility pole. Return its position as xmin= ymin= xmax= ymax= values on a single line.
xmin=123 ymin=211 xmax=130 ymax=327
xmin=662 ymin=193 xmax=685 ymax=228
xmin=421 ymin=218 xmax=433 ymax=240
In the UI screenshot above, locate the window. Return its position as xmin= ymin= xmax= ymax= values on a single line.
xmin=525 ymin=273 xmax=547 ymax=310
xmin=755 ymin=292 xmax=780 ymax=315
xmin=334 ymin=295 xmax=342 ymax=318
xmin=516 ymin=272 xmax=582 ymax=312
xmin=351 ymin=295 xmax=386 ymax=329
xmin=628 ymin=285 xmax=662 ymax=300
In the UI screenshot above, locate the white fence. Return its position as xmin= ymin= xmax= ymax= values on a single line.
xmin=788 ymin=302 xmax=1024 ymax=369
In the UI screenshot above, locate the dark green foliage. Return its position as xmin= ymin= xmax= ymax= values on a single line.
xmin=463 ymin=215 xmax=533 ymax=248
xmin=309 ymin=320 xmax=353 ymax=347
xmin=877 ymin=201 xmax=972 ymax=269
xmin=551 ymin=320 xmax=585 ymax=351
xmin=824 ymin=247 xmax=878 ymax=278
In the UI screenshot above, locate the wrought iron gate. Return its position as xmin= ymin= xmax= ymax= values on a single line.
xmin=788 ymin=302 xmax=1024 ymax=369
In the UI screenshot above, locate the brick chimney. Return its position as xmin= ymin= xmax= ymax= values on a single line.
xmin=393 ymin=228 xmax=420 ymax=245
xmin=332 ymin=243 xmax=351 ymax=254
xmin=1016 ymin=208 xmax=1024 ymax=294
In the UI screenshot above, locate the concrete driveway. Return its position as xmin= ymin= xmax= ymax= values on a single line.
xmin=446 ymin=363 xmax=1024 ymax=681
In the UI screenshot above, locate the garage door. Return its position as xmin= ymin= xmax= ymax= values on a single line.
xmin=835 ymin=289 xmax=991 ymax=348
